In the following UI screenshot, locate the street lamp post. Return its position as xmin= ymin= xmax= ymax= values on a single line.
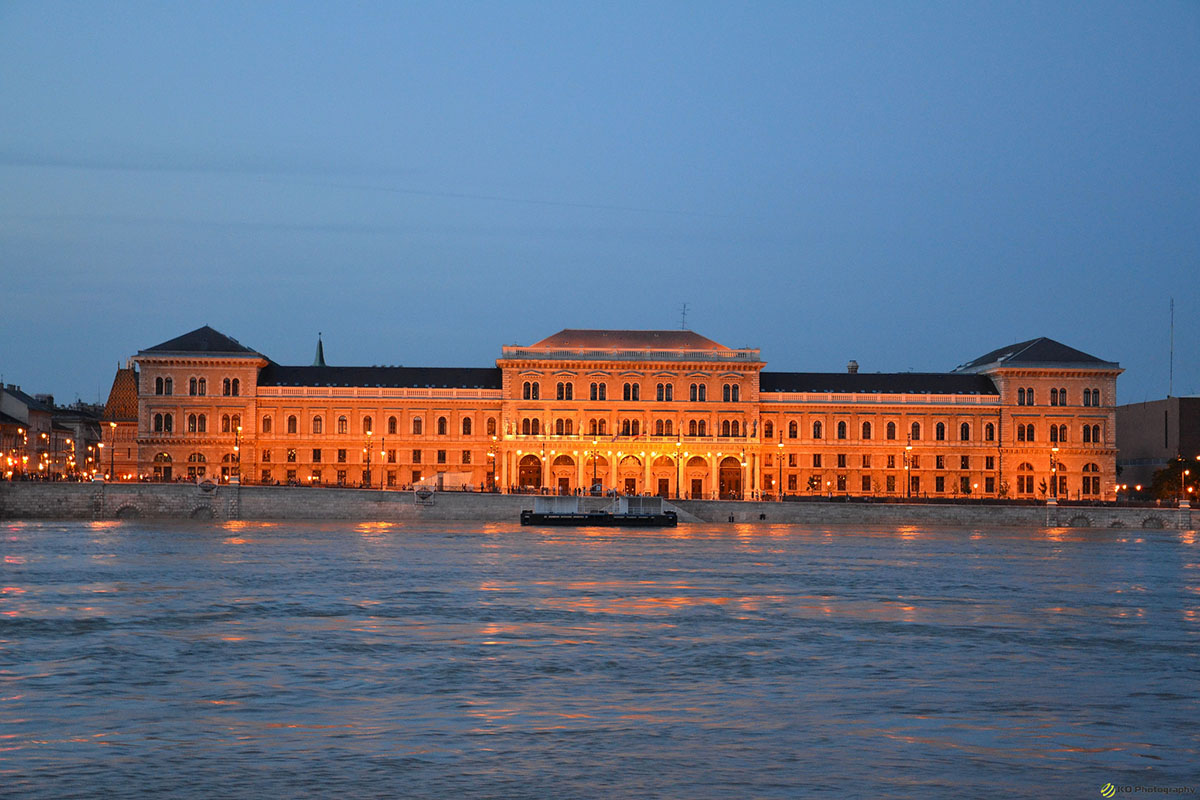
xmin=777 ymin=437 xmax=784 ymax=501
xmin=97 ymin=442 xmax=105 ymax=481
xmin=903 ymin=439 xmax=913 ymax=499
xmin=487 ymin=435 xmax=498 ymax=492
xmin=108 ymin=421 xmax=116 ymax=480
xmin=234 ymin=425 xmax=242 ymax=482
xmin=380 ymin=437 xmax=386 ymax=489
xmin=364 ymin=430 xmax=372 ymax=488
xmin=1050 ymin=445 xmax=1059 ymax=500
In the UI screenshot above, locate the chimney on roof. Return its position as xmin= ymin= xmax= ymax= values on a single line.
xmin=847 ymin=360 xmax=859 ymax=374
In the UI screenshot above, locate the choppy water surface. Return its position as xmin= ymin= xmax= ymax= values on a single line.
xmin=2 ymin=521 xmax=1197 ymax=799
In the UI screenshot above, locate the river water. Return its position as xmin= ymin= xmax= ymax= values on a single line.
xmin=1 ymin=520 xmax=1197 ymax=799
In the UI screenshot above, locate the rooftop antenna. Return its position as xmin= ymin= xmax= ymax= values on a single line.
xmin=679 ymin=303 xmax=689 ymax=330
xmin=1169 ymin=298 xmax=1174 ymax=397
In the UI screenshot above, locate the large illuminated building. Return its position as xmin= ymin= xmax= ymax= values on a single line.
xmin=103 ymin=326 xmax=1122 ymax=501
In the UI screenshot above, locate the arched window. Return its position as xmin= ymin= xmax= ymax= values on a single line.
xmin=960 ymin=422 xmax=970 ymax=441
xmin=656 ymin=383 xmax=665 ymax=402
xmin=985 ymin=423 xmax=995 ymax=441
xmin=197 ymin=414 xmax=206 ymax=433
xmin=654 ymin=419 xmax=664 ymax=436
xmin=935 ymin=422 xmax=946 ymax=441
xmin=1051 ymin=388 xmax=1059 ymax=406
xmin=688 ymin=420 xmax=697 ymax=436
xmin=412 ymin=418 xmax=422 ymax=435
xmin=764 ymin=421 xmax=774 ymax=439
xmin=910 ymin=422 xmax=921 ymax=441
xmin=1059 ymin=387 xmax=1067 ymax=404
xmin=363 ymin=416 xmax=373 ymax=435
xmin=531 ymin=419 xmax=541 ymax=435
xmin=222 ymin=414 xmax=231 ymax=433
xmin=521 ymin=418 xmax=530 ymax=435
xmin=1049 ymin=425 xmax=1058 ymax=443
xmin=1017 ymin=462 xmax=1035 ymax=495
xmin=310 ymin=416 xmax=321 ymax=435
xmin=231 ymin=414 xmax=240 ymax=431
xmin=462 ymin=418 xmax=472 ymax=436
xmin=331 ymin=416 xmax=344 ymax=434
xmin=1017 ymin=425 xmax=1026 ymax=442
xmin=222 ymin=378 xmax=231 ymax=396
xmin=697 ymin=420 xmax=706 ymax=436
xmin=387 ymin=416 xmax=397 ymax=435
xmin=556 ymin=382 xmax=573 ymax=400
xmin=189 ymin=378 xmax=197 ymax=395
xmin=836 ymin=421 xmax=847 ymax=440
xmin=437 ymin=417 xmax=447 ymax=436
xmin=1058 ymin=424 xmax=1067 ymax=442
xmin=287 ymin=415 xmax=298 ymax=434
xmin=788 ymin=421 xmax=798 ymax=439
xmin=164 ymin=378 xmax=173 ymax=395
xmin=1083 ymin=463 xmax=1101 ymax=495
xmin=597 ymin=419 xmax=607 ymax=435
xmin=1017 ymin=388 xmax=1026 ymax=406
xmin=886 ymin=421 xmax=896 ymax=440
xmin=813 ymin=421 xmax=823 ymax=439
xmin=1026 ymin=388 xmax=1034 ymax=405
xmin=623 ymin=382 xmax=640 ymax=401
xmin=486 ymin=417 xmax=497 ymax=436
xmin=1026 ymin=424 xmax=1035 ymax=441
xmin=231 ymin=379 xmax=240 ymax=397
xmin=197 ymin=377 xmax=206 ymax=396
xmin=690 ymin=383 xmax=706 ymax=402
xmin=154 ymin=413 xmax=164 ymax=432
xmin=1092 ymin=424 xmax=1101 ymax=443
xmin=731 ymin=420 xmax=740 ymax=436
xmin=1083 ymin=425 xmax=1091 ymax=443
xmin=862 ymin=421 xmax=872 ymax=440
xmin=262 ymin=416 xmax=272 ymax=434
xmin=188 ymin=414 xmax=197 ymax=433
xmin=556 ymin=419 xmax=566 ymax=436
xmin=663 ymin=420 xmax=672 ymax=436
xmin=155 ymin=376 xmax=164 ymax=395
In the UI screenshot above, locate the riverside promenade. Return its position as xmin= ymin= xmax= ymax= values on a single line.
xmin=1 ymin=482 xmax=1192 ymax=529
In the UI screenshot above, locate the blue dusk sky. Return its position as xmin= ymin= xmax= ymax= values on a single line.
xmin=1 ymin=1 xmax=1197 ymax=405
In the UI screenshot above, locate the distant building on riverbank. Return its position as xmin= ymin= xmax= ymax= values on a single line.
xmin=103 ymin=326 xmax=1122 ymax=501
xmin=1116 ymin=396 xmax=1200 ymax=489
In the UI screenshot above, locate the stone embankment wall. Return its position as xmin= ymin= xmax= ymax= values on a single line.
xmin=1 ymin=482 xmax=1192 ymax=530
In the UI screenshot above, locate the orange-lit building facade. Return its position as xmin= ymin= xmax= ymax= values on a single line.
xmin=116 ymin=326 xmax=1122 ymax=501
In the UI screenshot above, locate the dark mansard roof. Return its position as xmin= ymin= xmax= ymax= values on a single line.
xmin=530 ymin=329 xmax=730 ymax=351
xmin=954 ymin=337 xmax=1116 ymax=372
xmin=760 ymin=372 xmax=999 ymax=395
xmin=258 ymin=364 xmax=503 ymax=390
xmin=141 ymin=326 xmax=261 ymax=356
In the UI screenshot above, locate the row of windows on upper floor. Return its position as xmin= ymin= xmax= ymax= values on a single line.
xmin=151 ymin=377 xmax=243 ymax=396
xmin=1016 ymin=387 xmax=1103 ymax=406
xmin=523 ymin=381 xmax=737 ymax=402
xmin=1014 ymin=423 xmax=1104 ymax=444
xmin=763 ymin=419 xmax=997 ymax=442
xmin=262 ymin=414 xmax=499 ymax=438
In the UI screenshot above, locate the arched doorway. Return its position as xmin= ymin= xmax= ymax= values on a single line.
xmin=153 ymin=452 xmax=172 ymax=482
xmin=686 ymin=455 xmax=709 ymax=499
xmin=552 ymin=454 xmax=575 ymax=495
xmin=618 ymin=455 xmax=642 ymax=495
xmin=585 ymin=454 xmax=609 ymax=495
xmin=718 ymin=456 xmax=743 ymax=500
xmin=652 ymin=455 xmax=675 ymax=498
xmin=518 ymin=454 xmax=543 ymax=491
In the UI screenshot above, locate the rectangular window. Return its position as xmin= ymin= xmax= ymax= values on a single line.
xmin=886 ymin=475 xmax=896 ymax=492
xmin=337 ymin=470 xmax=347 ymax=486
xmin=985 ymin=456 xmax=995 ymax=470
xmin=960 ymin=476 xmax=971 ymax=494
xmin=861 ymin=454 xmax=871 ymax=469
xmin=337 ymin=449 xmax=347 ymax=463
xmin=910 ymin=475 xmax=920 ymax=495
xmin=836 ymin=475 xmax=846 ymax=491
xmin=812 ymin=453 xmax=822 ymax=468
xmin=286 ymin=469 xmax=297 ymax=483
xmin=787 ymin=474 xmax=797 ymax=491
xmin=935 ymin=475 xmax=945 ymax=492
xmin=861 ymin=475 xmax=872 ymax=493
xmin=836 ymin=453 xmax=847 ymax=468
xmin=311 ymin=469 xmax=321 ymax=483
xmin=287 ymin=449 xmax=297 ymax=463
xmin=887 ymin=454 xmax=896 ymax=469
xmin=362 ymin=469 xmax=371 ymax=485
xmin=387 ymin=449 xmax=396 ymax=464
xmin=461 ymin=450 xmax=471 ymax=464
xmin=935 ymin=455 xmax=945 ymax=470
xmin=437 ymin=450 xmax=447 ymax=464
xmin=260 ymin=469 xmax=271 ymax=483
xmin=985 ymin=476 xmax=995 ymax=493
xmin=412 ymin=450 xmax=422 ymax=464
xmin=788 ymin=453 xmax=797 ymax=467
xmin=412 ymin=470 xmax=422 ymax=484
xmin=261 ymin=449 xmax=271 ymax=462
xmin=313 ymin=448 xmax=322 ymax=463
xmin=960 ymin=455 xmax=969 ymax=470
xmin=911 ymin=455 xmax=920 ymax=469
xmin=386 ymin=471 xmax=396 ymax=487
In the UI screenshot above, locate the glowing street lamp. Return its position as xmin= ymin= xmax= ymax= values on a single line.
xmin=777 ymin=437 xmax=784 ymax=501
